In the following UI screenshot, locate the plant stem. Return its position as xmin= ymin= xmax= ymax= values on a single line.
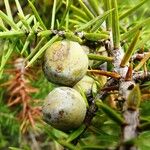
xmin=28 ymin=0 xmax=47 ymax=30
xmin=111 ymin=0 xmax=120 ymax=49
xmin=88 ymin=53 xmax=113 ymax=62
xmin=26 ymin=35 xmax=59 ymax=68
xmin=4 ymin=0 xmax=13 ymax=21
xmin=77 ymin=0 xmax=95 ymax=19
xmin=120 ymin=29 xmax=141 ymax=67
xmin=51 ymin=0 xmax=57 ymax=30
xmin=104 ymin=0 xmax=112 ymax=31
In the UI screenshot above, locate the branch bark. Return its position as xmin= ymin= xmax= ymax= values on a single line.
xmin=105 ymin=37 xmax=140 ymax=149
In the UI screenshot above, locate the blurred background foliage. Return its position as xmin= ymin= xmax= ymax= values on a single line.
xmin=0 ymin=0 xmax=150 ymax=150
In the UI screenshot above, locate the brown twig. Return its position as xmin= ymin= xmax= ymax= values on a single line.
xmin=3 ymin=58 xmax=41 ymax=133
xmin=88 ymin=69 xmax=121 ymax=79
